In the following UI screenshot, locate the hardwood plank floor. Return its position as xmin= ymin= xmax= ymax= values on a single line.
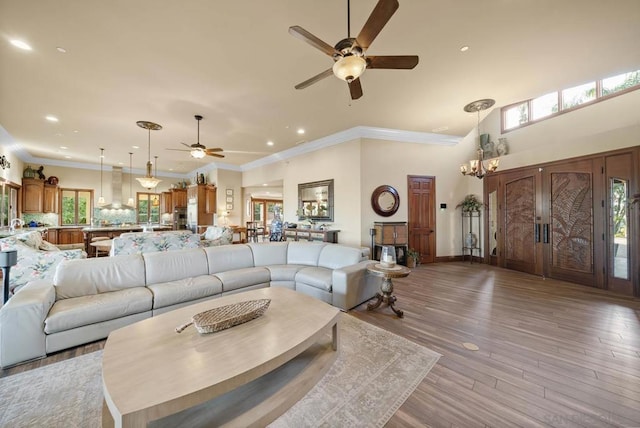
xmin=2 ymin=262 xmax=639 ymax=427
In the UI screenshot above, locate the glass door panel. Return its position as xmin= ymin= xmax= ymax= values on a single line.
xmin=610 ymin=178 xmax=628 ymax=280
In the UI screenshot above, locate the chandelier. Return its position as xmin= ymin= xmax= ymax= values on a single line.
xmin=135 ymin=121 xmax=162 ymax=189
xmin=460 ymin=99 xmax=499 ymax=179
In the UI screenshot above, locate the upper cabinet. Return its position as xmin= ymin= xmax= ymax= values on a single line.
xmin=22 ymin=178 xmax=58 ymax=213
xmin=171 ymin=189 xmax=187 ymax=210
xmin=161 ymin=191 xmax=172 ymax=214
xmin=22 ymin=178 xmax=45 ymax=213
xmin=43 ymin=183 xmax=58 ymax=213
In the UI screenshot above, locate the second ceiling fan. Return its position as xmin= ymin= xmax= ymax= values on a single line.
xmin=168 ymin=115 xmax=224 ymax=159
xmin=289 ymin=0 xmax=419 ymax=100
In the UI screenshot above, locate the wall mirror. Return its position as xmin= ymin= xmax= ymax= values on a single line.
xmin=298 ymin=179 xmax=334 ymax=222
xmin=371 ymin=185 xmax=399 ymax=216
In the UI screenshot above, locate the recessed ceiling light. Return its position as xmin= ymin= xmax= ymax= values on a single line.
xmin=73 ymin=130 xmax=79 ymax=133
xmin=60 ymin=146 xmax=68 ymax=150
xmin=460 ymin=46 xmax=469 ymax=52
xmin=46 ymin=115 xmax=59 ymax=122
xmin=56 ymin=46 xmax=67 ymax=53
xmin=64 ymin=155 xmax=72 ymax=159
xmin=169 ymin=168 xmax=174 ymax=171
xmin=10 ymin=39 xmax=32 ymax=51
xmin=132 ymin=145 xmax=140 ymax=149
xmin=297 ymin=128 xmax=305 ymax=135
xmin=263 ymin=183 xmax=268 ymax=186
xmin=267 ymin=141 xmax=274 ymax=146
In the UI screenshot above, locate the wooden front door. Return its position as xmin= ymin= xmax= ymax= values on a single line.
xmin=407 ymin=175 xmax=436 ymax=263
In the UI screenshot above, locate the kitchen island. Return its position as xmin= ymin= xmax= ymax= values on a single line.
xmin=83 ymin=225 xmax=172 ymax=257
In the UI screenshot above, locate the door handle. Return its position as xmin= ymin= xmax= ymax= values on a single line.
xmin=542 ymin=223 xmax=549 ymax=244
xmin=534 ymin=223 xmax=540 ymax=243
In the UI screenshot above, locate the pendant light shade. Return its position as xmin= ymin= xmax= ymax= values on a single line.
xmin=98 ymin=148 xmax=105 ymax=204
xmin=127 ymin=152 xmax=134 ymax=206
xmin=333 ymin=55 xmax=366 ymax=83
xmin=135 ymin=121 xmax=162 ymax=189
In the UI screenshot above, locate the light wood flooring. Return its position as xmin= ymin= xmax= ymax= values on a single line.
xmin=2 ymin=262 xmax=640 ymax=427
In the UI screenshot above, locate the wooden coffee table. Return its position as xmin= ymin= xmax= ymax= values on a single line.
xmin=101 ymin=287 xmax=340 ymax=428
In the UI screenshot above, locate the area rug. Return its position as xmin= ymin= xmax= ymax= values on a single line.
xmin=0 ymin=314 xmax=440 ymax=428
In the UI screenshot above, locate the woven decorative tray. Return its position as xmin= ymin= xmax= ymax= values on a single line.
xmin=175 ymin=299 xmax=271 ymax=334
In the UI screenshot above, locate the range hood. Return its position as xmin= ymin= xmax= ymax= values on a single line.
xmin=98 ymin=166 xmax=136 ymax=211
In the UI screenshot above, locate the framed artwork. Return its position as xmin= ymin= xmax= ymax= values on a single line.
xmin=226 ymin=196 xmax=233 ymax=203
xmin=226 ymin=204 xmax=233 ymax=210
xmin=226 ymin=189 xmax=233 ymax=196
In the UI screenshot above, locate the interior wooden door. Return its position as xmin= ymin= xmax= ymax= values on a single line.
xmin=407 ymin=175 xmax=435 ymax=263
xmin=502 ymin=168 xmax=542 ymax=275
xmin=541 ymin=159 xmax=603 ymax=287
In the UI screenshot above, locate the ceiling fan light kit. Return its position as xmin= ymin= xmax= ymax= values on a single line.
xmin=135 ymin=120 xmax=162 ymax=190
xmin=333 ymin=55 xmax=366 ymax=82
xmin=289 ymin=0 xmax=418 ymax=100
xmin=167 ymin=115 xmax=225 ymax=159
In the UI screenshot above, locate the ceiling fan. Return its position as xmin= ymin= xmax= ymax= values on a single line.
xmin=167 ymin=115 xmax=224 ymax=159
xmin=289 ymin=0 xmax=418 ymax=100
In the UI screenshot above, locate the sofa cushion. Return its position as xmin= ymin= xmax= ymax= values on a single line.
xmin=112 ymin=232 xmax=201 ymax=256
xmin=286 ymin=242 xmax=326 ymax=266
xmin=318 ymin=244 xmax=363 ymax=269
xmin=214 ymin=267 xmax=270 ymax=293
xmin=249 ymin=241 xmax=288 ymax=266
xmin=54 ymin=255 xmax=145 ymax=300
xmin=267 ymin=264 xmax=305 ymax=282
xmin=0 ymin=237 xmax=86 ymax=293
xmin=204 ymin=245 xmax=254 ymax=274
xmin=44 ymin=287 xmax=152 ymax=334
xmin=143 ymin=248 xmax=209 ymax=285
xmin=295 ymin=266 xmax=333 ymax=292
xmin=147 ymin=275 xmax=223 ymax=309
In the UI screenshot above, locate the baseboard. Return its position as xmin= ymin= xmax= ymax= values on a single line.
xmin=435 ymin=255 xmax=484 ymax=263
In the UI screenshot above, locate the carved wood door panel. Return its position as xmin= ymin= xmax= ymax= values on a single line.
xmin=407 ymin=175 xmax=435 ymax=263
xmin=542 ymin=159 xmax=603 ymax=287
xmin=503 ymin=169 xmax=541 ymax=275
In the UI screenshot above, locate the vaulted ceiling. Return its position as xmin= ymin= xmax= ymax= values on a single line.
xmin=1 ymin=0 xmax=639 ymax=174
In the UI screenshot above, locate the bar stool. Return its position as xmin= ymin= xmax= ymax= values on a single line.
xmin=246 ymin=221 xmax=258 ymax=242
xmin=91 ymin=236 xmax=110 ymax=257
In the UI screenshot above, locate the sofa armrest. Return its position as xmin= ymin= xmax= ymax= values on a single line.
xmin=0 ymin=279 xmax=55 ymax=367
xmin=331 ymin=260 xmax=378 ymax=311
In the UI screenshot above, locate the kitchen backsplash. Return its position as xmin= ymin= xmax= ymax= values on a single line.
xmin=22 ymin=213 xmax=58 ymax=227
xmin=92 ymin=208 xmax=137 ymax=226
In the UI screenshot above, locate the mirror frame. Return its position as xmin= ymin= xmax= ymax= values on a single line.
xmin=371 ymin=185 xmax=400 ymax=217
xmin=298 ymin=179 xmax=334 ymax=222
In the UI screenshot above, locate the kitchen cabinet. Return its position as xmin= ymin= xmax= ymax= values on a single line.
xmin=45 ymin=228 xmax=58 ymax=244
xmin=186 ymin=184 xmax=216 ymax=229
xmin=373 ymin=221 xmax=408 ymax=265
xmin=205 ymin=185 xmax=216 ymax=214
xmin=58 ymin=228 xmax=84 ymax=245
xmin=161 ymin=192 xmax=172 ymax=214
xmin=22 ymin=178 xmax=45 ymax=213
xmin=171 ymin=189 xmax=187 ymax=210
xmin=43 ymin=183 xmax=58 ymax=213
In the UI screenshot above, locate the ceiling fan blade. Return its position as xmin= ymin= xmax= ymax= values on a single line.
xmin=204 ymin=147 xmax=223 ymax=153
xmin=348 ymin=78 xmax=363 ymax=100
xmin=207 ymin=152 xmax=225 ymax=158
xmin=288 ymin=26 xmax=339 ymax=57
xmin=180 ymin=142 xmax=192 ymax=149
xmin=366 ymin=55 xmax=419 ymax=69
xmin=295 ymin=68 xmax=334 ymax=90
xmin=166 ymin=148 xmax=191 ymax=152
xmin=224 ymin=150 xmax=271 ymax=155
xmin=356 ymin=0 xmax=399 ymax=50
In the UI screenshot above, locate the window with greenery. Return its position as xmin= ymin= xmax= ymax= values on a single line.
xmin=137 ymin=192 xmax=160 ymax=224
xmin=502 ymin=69 xmax=640 ymax=132
xmin=61 ymin=189 xmax=92 ymax=225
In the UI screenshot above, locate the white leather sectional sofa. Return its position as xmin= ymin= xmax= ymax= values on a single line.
xmin=0 ymin=241 xmax=378 ymax=367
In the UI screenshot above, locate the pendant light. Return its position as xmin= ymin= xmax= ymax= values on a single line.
xmin=460 ymin=99 xmax=500 ymax=179
xmin=98 ymin=148 xmax=105 ymax=204
xmin=127 ymin=152 xmax=134 ymax=206
xmin=135 ymin=121 xmax=162 ymax=189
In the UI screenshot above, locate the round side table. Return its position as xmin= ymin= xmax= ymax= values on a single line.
xmin=366 ymin=263 xmax=411 ymax=318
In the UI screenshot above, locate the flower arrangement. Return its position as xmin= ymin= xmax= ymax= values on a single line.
xmin=456 ymin=194 xmax=483 ymax=212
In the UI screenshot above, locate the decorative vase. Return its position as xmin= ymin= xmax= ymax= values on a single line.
xmin=465 ymin=233 xmax=477 ymax=248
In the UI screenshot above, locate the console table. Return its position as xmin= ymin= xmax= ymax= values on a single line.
xmin=284 ymin=228 xmax=339 ymax=243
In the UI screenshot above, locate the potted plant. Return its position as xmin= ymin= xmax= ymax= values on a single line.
xmin=406 ymin=248 xmax=419 ymax=268
xmin=456 ymin=194 xmax=483 ymax=212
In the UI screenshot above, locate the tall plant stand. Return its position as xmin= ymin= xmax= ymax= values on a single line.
xmin=462 ymin=210 xmax=481 ymax=263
